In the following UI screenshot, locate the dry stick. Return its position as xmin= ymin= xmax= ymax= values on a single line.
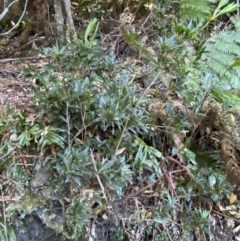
xmin=16 ymin=154 xmax=39 ymax=158
xmin=80 ymin=108 xmax=87 ymax=144
xmin=167 ymin=156 xmax=192 ymax=176
xmin=162 ymin=165 xmax=176 ymax=198
xmin=166 ymin=230 xmax=173 ymax=241
xmin=0 ymin=195 xmax=22 ymax=202
xmin=1 ymin=0 xmax=28 ymax=36
xmin=211 ymin=209 xmax=240 ymax=223
xmin=0 ymin=0 xmax=19 ymax=21
xmin=139 ymin=11 xmax=152 ymax=30
xmin=0 ymin=54 xmax=49 ymax=63
xmin=0 ymin=145 xmax=17 ymax=160
xmin=0 ymin=223 xmax=7 ymax=238
xmin=140 ymin=71 xmax=161 ymax=100
xmin=19 ymin=155 xmax=31 ymax=174
xmin=126 ymin=181 xmax=157 ymax=198
xmin=0 ymin=86 xmax=6 ymax=121
xmin=121 ymin=219 xmax=135 ymax=241
xmin=13 ymin=34 xmax=44 ymax=52
xmin=66 ymin=102 xmax=71 ymax=150
xmin=189 ymin=114 xmax=205 ymax=146
xmin=121 ymin=217 xmax=169 ymax=222
xmin=162 ymin=163 xmax=180 ymax=229
xmin=0 ymin=187 xmax=8 ymax=241
xmin=0 ymin=175 xmax=18 ymax=185
xmin=90 ymin=149 xmax=107 ymax=201
xmin=70 ymin=112 xmax=100 ymax=146
xmin=70 ymin=112 xmax=93 ymax=145
xmin=114 ymin=119 xmax=129 ymax=159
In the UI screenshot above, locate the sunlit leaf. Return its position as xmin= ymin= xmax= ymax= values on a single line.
xmin=115 ymin=147 xmax=126 ymax=156
xmin=85 ymin=18 xmax=98 ymax=44
xmin=208 ymin=174 xmax=216 ymax=187
xmin=230 ymin=192 xmax=237 ymax=204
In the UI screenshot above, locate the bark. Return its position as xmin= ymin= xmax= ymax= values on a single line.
xmin=54 ymin=0 xmax=64 ymax=43
xmin=63 ymin=0 xmax=75 ymax=39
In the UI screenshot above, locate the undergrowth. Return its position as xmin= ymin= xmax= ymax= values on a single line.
xmin=0 ymin=0 xmax=240 ymax=240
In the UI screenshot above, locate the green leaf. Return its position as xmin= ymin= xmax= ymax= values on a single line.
xmin=213 ymin=0 xmax=238 ymax=18
xmin=208 ymin=174 xmax=216 ymax=187
xmin=203 ymin=73 xmax=213 ymax=90
xmin=7 ymin=226 xmax=16 ymax=241
xmin=38 ymin=127 xmax=65 ymax=149
xmin=72 ymin=175 xmax=81 ymax=185
xmin=211 ymin=192 xmax=219 ymax=202
xmin=216 ymin=0 xmax=229 ymax=10
xmin=218 ymin=3 xmax=238 ymax=15
xmin=172 ymin=147 xmax=179 ymax=156
xmin=184 ymin=148 xmax=196 ymax=165
xmin=85 ymin=18 xmax=98 ymax=44
xmin=98 ymin=159 xmax=115 ymax=173
xmin=214 ymin=84 xmax=231 ymax=91
xmin=232 ymin=59 xmax=240 ymax=67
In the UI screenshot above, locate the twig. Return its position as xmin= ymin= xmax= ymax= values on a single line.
xmin=126 ymin=181 xmax=157 ymax=198
xmin=70 ymin=118 xmax=99 ymax=146
xmin=0 ymin=187 xmax=8 ymax=241
xmin=19 ymin=155 xmax=31 ymax=174
xmin=134 ymin=0 xmax=145 ymax=15
xmin=66 ymin=102 xmax=71 ymax=150
xmin=114 ymin=119 xmax=129 ymax=159
xmin=140 ymin=71 xmax=161 ymax=99
xmin=1 ymin=0 xmax=28 ymax=36
xmin=0 ymin=145 xmax=17 ymax=160
xmin=167 ymin=156 xmax=192 ymax=176
xmin=0 ymin=0 xmax=19 ymax=21
xmin=90 ymin=149 xmax=107 ymax=201
xmin=139 ymin=11 xmax=152 ymax=30
xmin=162 ymin=164 xmax=176 ymax=198
xmin=0 ymin=195 xmax=22 ymax=202
xmin=211 ymin=209 xmax=240 ymax=223
xmin=0 ymin=54 xmax=48 ymax=63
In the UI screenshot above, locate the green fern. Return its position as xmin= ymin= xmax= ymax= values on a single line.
xmin=202 ymin=18 xmax=240 ymax=84
xmin=190 ymin=17 xmax=240 ymax=111
xmin=179 ymin=0 xmax=214 ymax=20
xmin=179 ymin=0 xmax=238 ymax=21
xmin=176 ymin=16 xmax=240 ymax=110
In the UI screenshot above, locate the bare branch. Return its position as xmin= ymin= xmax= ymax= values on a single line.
xmin=0 ymin=0 xmax=19 ymax=21
xmin=0 ymin=0 xmax=28 ymax=36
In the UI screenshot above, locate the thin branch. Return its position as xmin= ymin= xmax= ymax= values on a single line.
xmin=114 ymin=119 xmax=129 ymax=159
xmin=90 ymin=149 xmax=107 ymax=201
xmin=66 ymin=102 xmax=71 ymax=150
xmin=1 ymin=0 xmax=28 ymax=36
xmin=0 ymin=187 xmax=8 ymax=241
xmin=0 ymin=0 xmax=19 ymax=21
xmin=140 ymin=71 xmax=161 ymax=99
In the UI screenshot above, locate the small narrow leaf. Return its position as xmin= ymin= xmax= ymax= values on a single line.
xmin=8 ymin=226 xmax=17 ymax=241
xmin=230 ymin=192 xmax=237 ymax=204
xmin=208 ymin=174 xmax=216 ymax=187
xmin=115 ymin=147 xmax=126 ymax=156
xmin=85 ymin=18 xmax=98 ymax=44
xmin=217 ymin=0 xmax=230 ymax=10
xmin=204 ymin=73 xmax=213 ymax=90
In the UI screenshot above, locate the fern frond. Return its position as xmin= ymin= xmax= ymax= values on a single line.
xmin=190 ymin=17 xmax=240 ymax=108
xmin=203 ymin=19 xmax=240 ymax=82
xmin=180 ymin=0 xmax=213 ymax=20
